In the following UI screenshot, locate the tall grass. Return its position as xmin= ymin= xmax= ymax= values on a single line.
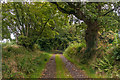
xmin=63 ymin=41 xmax=120 ymax=78
xmin=2 ymin=44 xmax=51 ymax=78
xmin=92 ymin=46 xmax=120 ymax=78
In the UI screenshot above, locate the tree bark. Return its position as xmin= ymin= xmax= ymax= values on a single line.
xmin=84 ymin=23 xmax=99 ymax=58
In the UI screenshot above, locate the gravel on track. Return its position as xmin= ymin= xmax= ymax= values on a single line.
xmin=60 ymin=54 xmax=88 ymax=78
xmin=41 ymin=54 xmax=88 ymax=78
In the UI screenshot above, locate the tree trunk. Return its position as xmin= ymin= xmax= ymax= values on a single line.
xmin=84 ymin=24 xmax=99 ymax=58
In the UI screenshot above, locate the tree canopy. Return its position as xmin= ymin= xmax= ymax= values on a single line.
xmin=2 ymin=1 xmax=120 ymax=53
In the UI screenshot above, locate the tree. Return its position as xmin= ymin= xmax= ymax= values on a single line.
xmin=2 ymin=2 xmax=70 ymax=48
xmin=51 ymin=2 xmax=120 ymax=58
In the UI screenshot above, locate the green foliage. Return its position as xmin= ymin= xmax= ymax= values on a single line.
xmin=112 ymin=33 xmax=119 ymax=46
xmin=2 ymin=44 xmax=29 ymax=58
xmin=98 ymin=31 xmax=115 ymax=45
xmin=37 ymin=37 xmax=69 ymax=51
xmin=93 ymin=55 xmax=120 ymax=78
xmin=112 ymin=46 xmax=120 ymax=61
xmin=98 ymin=31 xmax=119 ymax=51
xmin=2 ymin=44 xmax=51 ymax=78
xmin=33 ymin=44 xmax=40 ymax=50
xmin=18 ymin=35 xmax=35 ymax=49
xmin=93 ymin=55 xmax=114 ymax=72
xmin=64 ymin=42 xmax=86 ymax=60
xmin=16 ymin=53 xmax=49 ymax=75
xmin=92 ymin=46 xmax=120 ymax=78
xmin=2 ymin=2 xmax=120 ymax=78
xmin=2 ymin=2 xmax=69 ymax=44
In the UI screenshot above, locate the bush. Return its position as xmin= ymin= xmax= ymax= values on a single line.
xmin=33 ymin=44 xmax=40 ymax=50
xmin=63 ymin=42 xmax=86 ymax=61
xmin=18 ymin=35 xmax=35 ymax=49
xmin=37 ymin=37 xmax=69 ymax=51
xmin=2 ymin=45 xmax=29 ymax=58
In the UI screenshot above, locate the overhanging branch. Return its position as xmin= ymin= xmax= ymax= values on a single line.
xmin=103 ymin=9 xmax=114 ymax=16
xmin=51 ymin=2 xmax=75 ymax=15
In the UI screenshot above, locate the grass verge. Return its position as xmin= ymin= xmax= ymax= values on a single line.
xmin=29 ymin=53 xmax=52 ymax=78
xmin=2 ymin=44 xmax=52 ymax=78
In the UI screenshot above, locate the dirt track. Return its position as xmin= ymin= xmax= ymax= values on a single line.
xmin=60 ymin=54 xmax=88 ymax=78
xmin=41 ymin=54 xmax=87 ymax=78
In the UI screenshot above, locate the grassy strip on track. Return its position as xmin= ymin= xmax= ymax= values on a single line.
xmin=55 ymin=54 xmax=72 ymax=78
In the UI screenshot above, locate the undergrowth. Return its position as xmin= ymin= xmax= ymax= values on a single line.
xmin=63 ymin=42 xmax=86 ymax=63
xmin=63 ymin=42 xmax=120 ymax=78
xmin=92 ymin=46 xmax=120 ymax=78
xmin=2 ymin=44 xmax=51 ymax=78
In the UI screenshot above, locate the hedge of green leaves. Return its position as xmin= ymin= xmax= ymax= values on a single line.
xmin=18 ymin=35 xmax=35 ymax=49
xmin=37 ymin=37 xmax=69 ymax=51
xmin=63 ymin=42 xmax=86 ymax=61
